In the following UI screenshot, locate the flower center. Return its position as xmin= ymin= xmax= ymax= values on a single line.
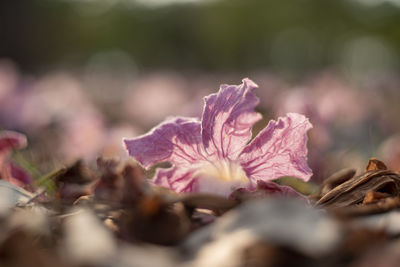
xmin=194 ymin=160 xmax=250 ymax=196
xmin=199 ymin=160 xmax=249 ymax=183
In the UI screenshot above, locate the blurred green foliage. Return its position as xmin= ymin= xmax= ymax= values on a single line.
xmin=1 ymin=0 xmax=400 ymax=73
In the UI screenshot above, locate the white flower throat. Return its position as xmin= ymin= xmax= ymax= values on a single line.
xmin=195 ymin=160 xmax=250 ymax=196
xmin=201 ymin=160 xmax=249 ymax=182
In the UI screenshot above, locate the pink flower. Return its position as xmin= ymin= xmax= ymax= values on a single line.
xmin=0 ymin=131 xmax=32 ymax=187
xmin=124 ymin=79 xmax=312 ymax=197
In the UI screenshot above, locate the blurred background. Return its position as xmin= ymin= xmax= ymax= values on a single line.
xmin=1 ymin=0 xmax=400 ymax=182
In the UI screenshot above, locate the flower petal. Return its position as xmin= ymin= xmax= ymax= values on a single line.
xmin=201 ymin=78 xmax=262 ymax=160
xmin=124 ymin=117 xmax=205 ymax=168
xmin=0 ymin=131 xmax=27 ymax=152
xmin=239 ymin=113 xmax=313 ymax=182
xmin=153 ymin=167 xmax=197 ymax=193
xmin=255 ymin=180 xmax=306 ymax=198
xmin=230 ymin=180 xmax=306 ymax=200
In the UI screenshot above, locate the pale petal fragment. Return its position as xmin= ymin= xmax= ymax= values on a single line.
xmin=153 ymin=167 xmax=197 ymax=193
xmin=124 ymin=117 xmax=204 ymax=168
xmin=239 ymin=113 xmax=312 ymax=182
xmin=201 ymin=78 xmax=262 ymax=160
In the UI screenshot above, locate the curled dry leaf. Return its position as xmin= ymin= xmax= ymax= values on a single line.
xmin=315 ymin=159 xmax=400 ymax=215
xmin=308 ymin=168 xmax=356 ymax=201
xmin=320 ymin=168 xmax=357 ymax=196
xmin=316 ymin=169 xmax=400 ymax=208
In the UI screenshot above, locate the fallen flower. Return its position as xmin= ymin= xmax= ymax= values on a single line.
xmin=0 ymin=131 xmax=32 ymax=188
xmin=124 ymin=78 xmax=312 ymax=196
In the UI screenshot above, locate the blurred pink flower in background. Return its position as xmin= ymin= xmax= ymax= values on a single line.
xmin=273 ymin=73 xmax=378 ymax=179
xmin=125 ymin=79 xmax=312 ymax=197
xmin=310 ymin=74 xmax=370 ymax=125
xmin=123 ymin=73 xmax=190 ymax=127
xmin=275 ymin=74 xmax=371 ymax=150
xmin=0 ymin=60 xmax=32 ymax=130
xmin=103 ymin=123 xmax=140 ymax=159
xmin=250 ymin=72 xmax=288 ymax=109
xmin=20 ymin=73 xmax=99 ymax=131
xmin=59 ymin=110 xmax=106 ymax=162
xmin=276 ymin=74 xmax=370 ymax=125
xmin=276 ymin=87 xmax=331 ymax=149
xmin=0 ymin=69 xmax=139 ymax=163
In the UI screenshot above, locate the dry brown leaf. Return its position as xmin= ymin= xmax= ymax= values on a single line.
xmin=316 ymin=170 xmax=400 ymax=208
xmin=366 ymin=158 xmax=388 ymax=172
xmin=316 ymin=159 xmax=400 ymax=211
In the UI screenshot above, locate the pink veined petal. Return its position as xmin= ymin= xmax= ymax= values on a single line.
xmin=0 ymin=131 xmax=27 ymax=152
xmin=255 ymin=180 xmax=306 ymax=198
xmin=124 ymin=117 xmax=205 ymax=169
xmin=201 ymin=78 xmax=262 ymax=160
xmin=230 ymin=180 xmax=306 ymax=200
xmin=153 ymin=166 xmax=197 ymax=193
xmin=239 ymin=113 xmax=313 ymax=183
